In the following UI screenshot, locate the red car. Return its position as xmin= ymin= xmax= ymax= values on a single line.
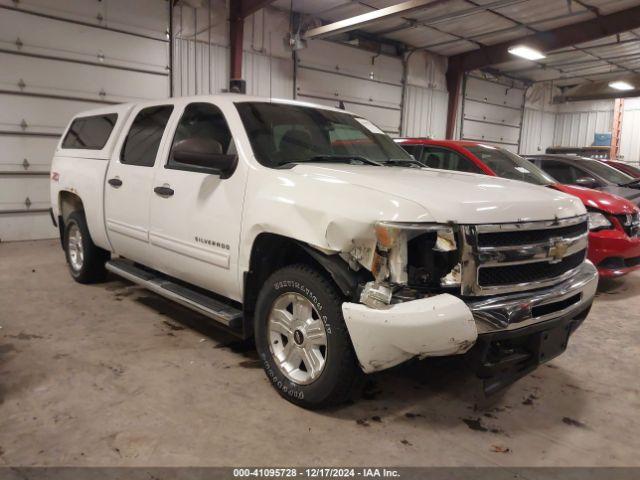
xmin=396 ymin=139 xmax=640 ymax=278
xmin=600 ymin=159 xmax=640 ymax=179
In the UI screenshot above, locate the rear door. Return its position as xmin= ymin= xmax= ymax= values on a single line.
xmin=104 ymin=104 xmax=174 ymax=267
xmin=148 ymin=100 xmax=247 ymax=302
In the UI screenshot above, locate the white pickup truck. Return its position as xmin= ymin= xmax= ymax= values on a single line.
xmin=50 ymin=94 xmax=598 ymax=408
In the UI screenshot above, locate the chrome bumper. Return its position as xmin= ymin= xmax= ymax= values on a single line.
xmin=467 ymin=260 xmax=598 ymax=334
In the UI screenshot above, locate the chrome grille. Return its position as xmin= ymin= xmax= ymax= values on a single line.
xmin=615 ymin=212 xmax=640 ymax=237
xmin=460 ymin=215 xmax=589 ymax=296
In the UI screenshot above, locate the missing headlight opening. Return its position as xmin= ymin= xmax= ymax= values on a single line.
xmin=372 ymin=222 xmax=461 ymax=291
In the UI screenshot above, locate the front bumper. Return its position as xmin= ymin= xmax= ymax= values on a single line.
xmin=342 ymin=261 xmax=598 ymax=374
xmin=589 ymin=229 xmax=640 ymax=277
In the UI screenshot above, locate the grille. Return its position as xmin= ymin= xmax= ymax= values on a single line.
xmin=477 ymin=222 xmax=587 ymax=247
xmin=531 ymin=293 xmax=581 ymax=318
xmin=614 ymin=213 xmax=640 ymax=237
xmin=478 ymin=250 xmax=586 ymax=287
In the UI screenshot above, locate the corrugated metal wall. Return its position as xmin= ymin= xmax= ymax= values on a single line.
xmin=520 ymin=109 xmax=556 ymax=155
xmin=460 ymin=75 xmax=525 ymax=153
xmin=401 ymin=52 xmax=448 ymax=138
xmin=0 ymin=0 xmax=169 ymax=241
xmin=619 ymin=97 xmax=640 ymax=162
xmin=296 ymin=41 xmax=403 ymax=135
xmin=172 ymin=6 xmax=294 ymax=99
xmin=402 ymin=86 xmax=448 ymax=138
xmin=553 ymin=100 xmax=614 ymax=148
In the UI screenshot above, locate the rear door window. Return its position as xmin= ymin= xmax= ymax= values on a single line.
xmin=121 ymin=105 xmax=174 ymax=167
xmin=61 ymin=114 xmax=118 ymax=150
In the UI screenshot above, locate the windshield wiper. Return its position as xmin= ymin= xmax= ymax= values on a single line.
xmin=384 ymin=158 xmax=423 ymax=168
xmin=279 ymin=155 xmax=384 ymax=167
xmin=621 ymin=178 xmax=640 ymax=187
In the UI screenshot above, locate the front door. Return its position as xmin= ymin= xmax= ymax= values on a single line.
xmin=148 ymin=101 xmax=247 ymax=302
xmin=104 ymin=104 xmax=174 ymax=267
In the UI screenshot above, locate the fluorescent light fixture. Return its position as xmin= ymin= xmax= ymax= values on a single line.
xmin=608 ymin=80 xmax=634 ymax=91
xmin=508 ymin=45 xmax=546 ymax=61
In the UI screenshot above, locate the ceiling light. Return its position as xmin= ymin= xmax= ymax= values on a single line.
xmin=508 ymin=45 xmax=546 ymax=61
xmin=608 ymin=80 xmax=634 ymax=91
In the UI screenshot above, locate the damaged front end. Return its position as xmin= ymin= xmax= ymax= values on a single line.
xmin=340 ymin=221 xmax=479 ymax=373
xmin=338 ymin=217 xmax=598 ymax=381
xmin=360 ymin=221 xmax=463 ymax=308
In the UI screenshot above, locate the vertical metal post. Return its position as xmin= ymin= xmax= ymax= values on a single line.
xmin=208 ymin=0 xmax=212 ymax=94
xmin=445 ymin=65 xmax=463 ymax=140
xmin=229 ymin=0 xmax=244 ymax=82
xmin=168 ymin=0 xmax=174 ymax=97
xmin=194 ymin=7 xmax=198 ymax=94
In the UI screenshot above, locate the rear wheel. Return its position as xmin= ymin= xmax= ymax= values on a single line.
xmin=254 ymin=264 xmax=361 ymax=409
xmin=64 ymin=211 xmax=109 ymax=284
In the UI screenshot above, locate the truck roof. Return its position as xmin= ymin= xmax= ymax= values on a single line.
xmin=73 ymin=94 xmax=353 ymax=119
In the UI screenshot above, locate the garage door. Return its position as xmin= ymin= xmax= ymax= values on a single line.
xmin=460 ymin=75 xmax=525 ymax=153
xmin=295 ymin=41 xmax=403 ymax=136
xmin=0 ymin=1 xmax=169 ymax=242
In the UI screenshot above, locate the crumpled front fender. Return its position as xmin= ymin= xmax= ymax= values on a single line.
xmin=342 ymin=294 xmax=478 ymax=373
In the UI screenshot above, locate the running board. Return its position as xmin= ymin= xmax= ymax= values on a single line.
xmin=105 ymin=259 xmax=243 ymax=330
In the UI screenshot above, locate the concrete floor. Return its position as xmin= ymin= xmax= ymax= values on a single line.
xmin=1 ymin=239 xmax=639 ymax=467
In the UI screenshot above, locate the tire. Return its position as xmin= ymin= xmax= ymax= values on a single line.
xmin=64 ymin=211 xmax=109 ymax=284
xmin=254 ymin=264 xmax=361 ymax=409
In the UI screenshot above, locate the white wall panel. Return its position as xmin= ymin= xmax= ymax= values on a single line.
xmin=461 ymin=75 xmax=525 ymax=150
xmin=619 ymin=97 xmax=640 ymax=162
xmin=553 ymin=100 xmax=614 ymax=147
xmin=0 ymin=0 xmax=168 ymax=40
xmin=0 ymin=8 xmax=168 ymax=73
xmin=0 ymin=53 xmax=167 ymax=103
xmin=0 ymin=136 xmax=58 ymax=173
xmin=0 ymin=95 xmax=109 ymax=135
xmin=296 ymin=40 xmax=403 ymax=135
xmin=171 ymin=6 xmax=293 ymax=99
xmin=0 ymin=1 xmax=169 ymax=241
xmin=520 ymin=108 xmax=556 ymax=155
xmin=243 ymin=50 xmax=293 ymax=100
xmin=0 ymin=212 xmax=56 ymax=242
xmin=401 ymin=51 xmax=448 ymax=139
xmin=401 ymin=85 xmax=447 ymax=138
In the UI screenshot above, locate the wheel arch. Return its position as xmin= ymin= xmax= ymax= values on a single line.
xmin=242 ymin=233 xmax=368 ymax=339
xmin=57 ymin=190 xmax=85 ymax=247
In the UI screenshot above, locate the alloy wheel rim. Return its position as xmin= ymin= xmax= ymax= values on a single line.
xmin=267 ymin=292 xmax=328 ymax=385
xmin=68 ymin=224 xmax=84 ymax=271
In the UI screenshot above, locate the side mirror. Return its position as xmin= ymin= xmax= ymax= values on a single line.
xmin=574 ymin=176 xmax=599 ymax=189
xmin=171 ymin=138 xmax=237 ymax=179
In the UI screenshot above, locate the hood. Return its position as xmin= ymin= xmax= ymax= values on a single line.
xmin=552 ymin=184 xmax=639 ymax=215
xmin=597 ymin=185 xmax=640 ymax=207
xmin=289 ymin=164 xmax=585 ymax=224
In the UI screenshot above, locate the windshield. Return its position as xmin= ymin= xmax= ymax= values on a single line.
xmin=580 ymin=158 xmax=635 ymax=185
xmin=234 ymin=102 xmax=413 ymax=168
xmin=465 ymin=145 xmax=555 ymax=186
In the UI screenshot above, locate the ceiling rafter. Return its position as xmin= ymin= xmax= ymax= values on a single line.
xmin=448 ymin=4 xmax=640 ymax=73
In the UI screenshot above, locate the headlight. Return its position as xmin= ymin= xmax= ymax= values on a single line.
xmin=373 ymin=222 xmax=459 ymax=287
xmin=588 ymin=211 xmax=612 ymax=231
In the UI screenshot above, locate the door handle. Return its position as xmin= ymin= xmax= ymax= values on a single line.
xmin=154 ymin=186 xmax=174 ymax=196
xmin=108 ymin=177 xmax=123 ymax=187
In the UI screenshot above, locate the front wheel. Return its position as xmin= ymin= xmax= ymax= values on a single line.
xmin=254 ymin=264 xmax=361 ymax=409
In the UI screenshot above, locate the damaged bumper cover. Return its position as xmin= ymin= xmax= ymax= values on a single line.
xmin=342 ymin=261 xmax=598 ymax=374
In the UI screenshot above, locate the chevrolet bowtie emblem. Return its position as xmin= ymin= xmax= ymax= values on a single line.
xmin=548 ymin=239 xmax=569 ymax=263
